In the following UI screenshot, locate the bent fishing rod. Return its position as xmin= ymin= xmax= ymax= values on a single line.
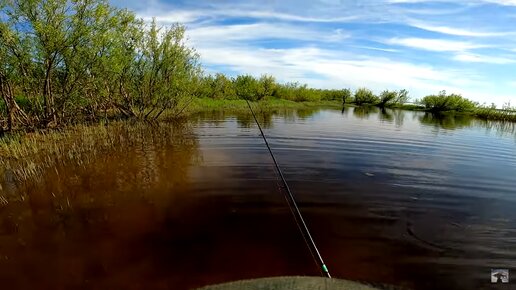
xmin=245 ymin=99 xmax=331 ymax=279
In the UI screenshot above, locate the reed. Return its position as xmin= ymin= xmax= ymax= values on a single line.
xmin=475 ymin=105 xmax=516 ymax=122
xmin=0 ymin=121 xmax=192 ymax=183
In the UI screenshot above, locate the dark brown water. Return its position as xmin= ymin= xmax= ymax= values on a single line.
xmin=0 ymin=107 xmax=515 ymax=290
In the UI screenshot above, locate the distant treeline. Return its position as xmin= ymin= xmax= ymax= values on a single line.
xmin=1 ymin=0 xmax=514 ymax=132
xmin=196 ymin=73 xmax=410 ymax=106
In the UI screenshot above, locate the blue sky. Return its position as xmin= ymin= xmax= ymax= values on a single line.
xmin=112 ymin=0 xmax=516 ymax=106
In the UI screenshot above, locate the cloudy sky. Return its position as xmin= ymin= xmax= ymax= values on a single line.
xmin=112 ymin=0 xmax=516 ymax=106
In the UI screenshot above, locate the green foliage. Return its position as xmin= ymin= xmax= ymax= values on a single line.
xmin=342 ymin=89 xmax=353 ymax=103
xmin=275 ymin=82 xmax=322 ymax=102
xmin=0 ymin=0 xmax=200 ymax=128
xmin=257 ymin=75 xmax=277 ymax=99
xmin=198 ymin=74 xmax=236 ymax=99
xmin=378 ymin=90 xmax=397 ymax=108
xmin=233 ymin=75 xmax=261 ymax=101
xmin=274 ymin=82 xmax=298 ymax=101
xmin=420 ymin=91 xmax=477 ymax=112
xmin=354 ymin=88 xmax=379 ymax=105
xmin=322 ymin=89 xmax=352 ymax=103
xmin=475 ymin=103 xmax=516 ymax=122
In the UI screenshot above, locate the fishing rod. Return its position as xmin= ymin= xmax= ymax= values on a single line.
xmin=245 ymin=99 xmax=331 ymax=279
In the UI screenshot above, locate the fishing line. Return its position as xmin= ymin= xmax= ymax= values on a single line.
xmin=245 ymin=99 xmax=331 ymax=278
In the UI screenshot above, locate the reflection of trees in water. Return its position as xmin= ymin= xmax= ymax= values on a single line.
xmin=475 ymin=119 xmax=515 ymax=137
xmin=236 ymin=108 xmax=319 ymax=129
xmin=352 ymin=106 xmax=378 ymax=119
xmin=235 ymin=112 xmax=272 ymax=129
xmin=393 ymin=109 xmax=405 ymax=127
xmin=380 ymin=108 xmax=394 ymax=122
xmin=379 ymin=108 xmax=405 ymax=127
xmin=236 ymin=113 xmax=253 ymax=128
xmin=192 ymin=108 xmax=319 ymax=129
xmin=192 ymin=111 xmax=228 ymax=126
xmin=341 ymin=106 xmax=351 ymax=116
xmin=419 ymin=113 xmax=474 ymax=130
xmin=418 ymin=112 xmax=516 ymax=136
xmin=280 ymin=109 xmax=296 ymax=122
xmin=296 ymin=108 xmax=319 ymax=119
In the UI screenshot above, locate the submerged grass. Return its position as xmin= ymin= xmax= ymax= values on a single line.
xmin=0 ymin=120 xmax=193 ymax=184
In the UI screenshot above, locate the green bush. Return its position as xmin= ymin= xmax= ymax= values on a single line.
xmin=274 ymin=82 xmax=322 ymax=102
xmin=378 ymin=90 xmax=397 ymax=108
xmin=257 ymin=75 xmax=277 ymax=100
xmin=420 ymin=91 xmax=477 ymax=112
xmin=274 ymin=82 xmax=297 ymax=101
xmin=322 ymin=89 xmax=352 ymax=103
xmin=354 ymin=88 xmax=379 ymax=105
xmin=233 ymin=75 xmax=261 ymax=101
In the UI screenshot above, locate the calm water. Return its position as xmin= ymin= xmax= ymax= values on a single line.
xmin=0 ymin=107 xmax=515 ymax=290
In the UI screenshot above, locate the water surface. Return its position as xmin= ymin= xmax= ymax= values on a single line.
xmin=0 ymin=107 xmax=515 ymax=290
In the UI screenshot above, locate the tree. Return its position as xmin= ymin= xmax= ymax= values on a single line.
xmin=233 ymin=75 xmax=259 ymax=101
xmin=257 ymin=74 xmax=277 ymax=99
xmin=354 ymin=88 xmax=378 ymax=105
xmin=0 ymin=1 xmax=200 ymax=126
xmin=378 ymin=90 xmax=397 ymax=108
xmin=395 ymin=89 xmax=409 ymax=105
xmin=420 ymin=90 xmax=477 ymax=112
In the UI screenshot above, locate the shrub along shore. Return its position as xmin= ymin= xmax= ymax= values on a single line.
xmin=0 ymin=0 xmax=514 ymax=135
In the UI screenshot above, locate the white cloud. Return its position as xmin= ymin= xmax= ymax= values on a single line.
xmin=409 ymin=22 xmax=508 ymax=37
xmin=453 ymin=53 xmax=516 ymax=64
xmin=194 ymin=41 xmax=476 ymax=94
xmin=387 ymin=37 xmax=487 ymax=52
xmin=482 ymin=0 xmax=516 ymax=5
xmin=186 ymin=23 xmax=350 ymax=44
xmin=141 ymin=11 xmax=201 ymax=24
xmin=352 ymin=46 xmax=400 ymax=53
xmin=139 ymin=9 xmax=358 ymax=24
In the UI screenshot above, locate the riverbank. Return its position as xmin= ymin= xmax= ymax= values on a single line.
xmin=186 ymin=98 xmax=516 ymax=122
xmin=183 ymin=98 xmax=343 ymax=115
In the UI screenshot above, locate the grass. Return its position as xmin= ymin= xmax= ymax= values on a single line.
xmin=183 ymin=97 xmax=342 ymax=115
xmin=475 ymin=107 xmax=516 ymax=122
xmin=0 ymin=120 xmax=194 ymax=185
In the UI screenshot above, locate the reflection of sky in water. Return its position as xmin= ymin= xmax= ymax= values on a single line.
xmin=194 ymin=108 xmax=516 ymax=278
